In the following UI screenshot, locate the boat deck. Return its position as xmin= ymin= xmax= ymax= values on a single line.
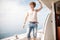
xmin=20 ymin=37 xmax=41 ymax=40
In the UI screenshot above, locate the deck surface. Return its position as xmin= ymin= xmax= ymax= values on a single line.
xmin=20 ymin=37 xmax=41 ymax=40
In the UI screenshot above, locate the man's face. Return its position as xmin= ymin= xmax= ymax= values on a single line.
xmin=30 ymin=4 xmax=34 ymax=9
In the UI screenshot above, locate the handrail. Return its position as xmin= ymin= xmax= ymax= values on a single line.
xmin=43 ymin=13 xmax=51 ymax=33
xmin=37 ymin=13 xmax=51 ymax=34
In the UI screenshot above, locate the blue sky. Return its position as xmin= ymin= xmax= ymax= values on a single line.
xmin=19 ymin=0 xmax=40 ymax=7
xmin=19 ymin=0 xmax=37 ymax=5
xmin=0 ymin=0 xmax=51 ymax=39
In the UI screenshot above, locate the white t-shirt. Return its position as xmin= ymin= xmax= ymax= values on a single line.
xmin=28 ymin=9 xmax=37 ymax=22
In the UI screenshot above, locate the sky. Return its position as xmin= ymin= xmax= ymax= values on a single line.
xmin=0 ymin=0 xmax=51 ymax=39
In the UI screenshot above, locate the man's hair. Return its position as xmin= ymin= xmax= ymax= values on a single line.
xmin=30 ymin=2 xmax=36 ymax=7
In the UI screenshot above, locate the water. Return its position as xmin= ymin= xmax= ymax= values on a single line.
xmin=0 ymin=26 xmax=42 ymax=39
xmin=0 ymin=29 xmax=26 ymax=39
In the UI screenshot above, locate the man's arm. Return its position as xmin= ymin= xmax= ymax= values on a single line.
xmin=23 ymin=13 xmax=29 ymax=28
xmin=36 ymin=0 xmax=43 ymax=12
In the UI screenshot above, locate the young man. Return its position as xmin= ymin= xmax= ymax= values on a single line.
xmin=23 ymin=0 xmax=43 ymax=39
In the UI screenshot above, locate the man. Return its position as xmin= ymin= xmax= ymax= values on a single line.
xmin=22 ymin=0 xmax=43 ymax=40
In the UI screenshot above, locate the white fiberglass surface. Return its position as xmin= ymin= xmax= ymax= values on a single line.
xmin=0 ymin=0 xmax=51 ymax=39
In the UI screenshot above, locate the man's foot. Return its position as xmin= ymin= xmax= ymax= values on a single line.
xmin=28 ymin=38 xmax=31 ymax=40
xmin=33 ymin=38 xmax=36 ymax=40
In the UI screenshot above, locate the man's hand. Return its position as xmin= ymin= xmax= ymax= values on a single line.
xmin=38 ymin=0 xmax=42 ymax=3
xmin=38 ymin=0 xmax=40 ymax=2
